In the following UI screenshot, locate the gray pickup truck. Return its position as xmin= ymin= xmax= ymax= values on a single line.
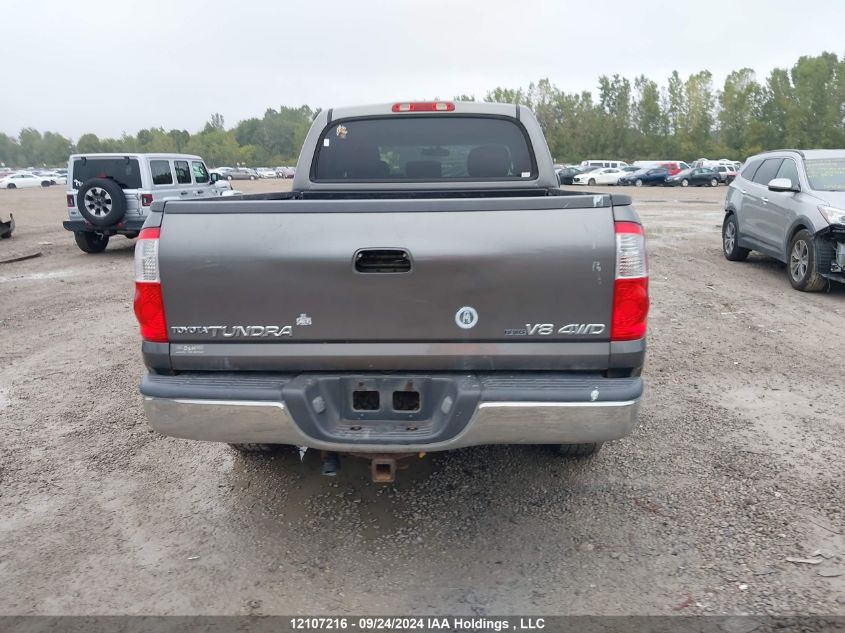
xmin=134 ymin=101 xmax=649 ymax=481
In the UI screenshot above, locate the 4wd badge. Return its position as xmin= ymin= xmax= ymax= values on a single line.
xmin=455 ymin=306 xmax=478 ymax=329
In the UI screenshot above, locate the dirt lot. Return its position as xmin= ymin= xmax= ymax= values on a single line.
xmin=0 ymin=180 xmax=842 ymax=616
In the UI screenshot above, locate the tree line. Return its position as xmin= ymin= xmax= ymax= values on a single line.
xmin=1 ymin=52 xmax=842 ymax=168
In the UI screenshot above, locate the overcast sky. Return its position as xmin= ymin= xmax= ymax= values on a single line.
xmin=2 ymin=0 xmax=842 ymax=139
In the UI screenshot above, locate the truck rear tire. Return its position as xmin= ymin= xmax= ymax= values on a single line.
xmin=228 ymin=443 xmax=285 ymax=454
xmin=557 ymin=442 xmax=603 ymax=457
xmin=74 ymin=231 xmax=109 ymax=253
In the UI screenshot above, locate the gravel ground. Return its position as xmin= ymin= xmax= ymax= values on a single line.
xmin=0 ymin=181 xmax=842 ymax=616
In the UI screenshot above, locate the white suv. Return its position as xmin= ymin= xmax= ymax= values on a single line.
xmin=63 ymin=153 xmax=232 ymax=253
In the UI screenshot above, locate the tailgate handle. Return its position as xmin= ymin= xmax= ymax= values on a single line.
xmin=354 ymin=248 xmax=412 ymax=273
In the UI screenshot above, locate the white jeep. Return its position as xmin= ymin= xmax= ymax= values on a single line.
xmin=63 ymin=153 xmax=234 ymax=253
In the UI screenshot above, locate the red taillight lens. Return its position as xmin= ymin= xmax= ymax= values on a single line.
xmin=67 ymin=194 xmax=74 ymax=207
xmin=141 ymin=193 xmax=153 ymax=206
xmin=133 ymin=227 xmax=167 ymax=342
xmin=611 ymin=277 xmax=649 ymax=340
xmin=134 ymin=283 xmax=168 ymax=342
xmin=391 ymin=102 xmax=455 ymax=113
xmin=611 ymin=221 xmax=649 ymax=341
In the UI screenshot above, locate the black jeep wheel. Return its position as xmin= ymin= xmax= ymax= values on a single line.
xmin=77 ymin=178 xmax=126 ymax=226
xmin=74 ymin=231 xmax=109 ymax=254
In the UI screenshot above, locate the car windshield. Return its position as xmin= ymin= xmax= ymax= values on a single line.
xmin=804 ymin=158 xmax=845 ymax=191
xmin=315 ymin=116 xmax=534 ymax=181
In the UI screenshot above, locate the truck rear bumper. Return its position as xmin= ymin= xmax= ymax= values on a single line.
xmin=141 ymin=372 xmax=642 ymax=452
xmin=63 ymin=218 xmax=146 ymax=234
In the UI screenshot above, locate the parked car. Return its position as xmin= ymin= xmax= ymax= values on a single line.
xmin=618 ymin=167 xmax=669 ymax=187
xmin=135 ymin=101 xmax=649 ymax=480
xmin=722 ymin=149 xmax=845 ymax=292
xmin=37 ymin=170 xmax=67 ymax=185
xmin=556 ymin=166 xmax=581 ymax=185
xmin=712 ymin=164 xmax=737 ymax=184
xmin=573 ymin=167 xmax=625 ymax=186
xmin=276 ymin=166 xmax=295 ymax=178
xmin=1 ymin=172 xmax=52 ymax=189
xmin=221 ymin=167 xmax=258 ymax=181
xmin=580 ymin=159 xmax=629 ymax=169
xmin=63 ymin=153 xmax=233 ymax=253
xmin=632 ymin=160 xmax=689 ymax=175
xmin=657 ymin=162 xmax=684 ymax=176
xmin=256 ymin=167 xmax=277 ymax=179
xmin=664 ymin=167 xmax=720 ymax=187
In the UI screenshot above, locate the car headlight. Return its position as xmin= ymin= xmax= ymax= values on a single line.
xmin=819 ymin=206 xmax=845 ymax=225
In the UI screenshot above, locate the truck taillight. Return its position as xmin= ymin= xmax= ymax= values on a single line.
xmin=391 ymin=101 xmax=455 ymax=112
xmin=66 ymin=194 xmax=74 ymax=207
xmin=141 ymin=193 xmax=153 ymax=206
xmin=611 ymin=221 xmax=649 ymax=341
xmin=133 ymin=227 xmax=168 ymax=342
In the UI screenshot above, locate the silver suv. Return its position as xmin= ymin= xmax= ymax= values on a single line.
xmin=63 ymin=153 xmax=232 ymax=253
xmin=722 ymin=149 xmax=845 ymax=291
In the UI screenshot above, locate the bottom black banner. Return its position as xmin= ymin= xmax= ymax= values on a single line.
xmin=1 ymin=616 xmax=843 ymax=633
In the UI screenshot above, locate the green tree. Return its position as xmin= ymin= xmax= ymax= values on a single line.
xmin=485 ymin=87 xmax=528 ymax=105
xmin=18 ymin=128 xmax=43 ymax=165
xmin=633 ymin=75 xmax=667 ymax=157
xmin=597 ymin=74 xmax=633 ymax=157
xmin=41 ymin=131 xmax=73 ymax=165
xmin=0 ymin=133 xmax=21 ymax=166
xmin=788 ymin=52 xmax=845 ymax=147
xmin=718 ymin=69 xmax=764 ymax=157
xmin=681 ymin=71 xmax=715 ymax=157
xmin=168 ymin=129 xmax=190 ymax=152
xmin=76 ymin=133 xmax=102 ymax=154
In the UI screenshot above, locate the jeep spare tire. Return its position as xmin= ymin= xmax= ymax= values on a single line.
xmin=77 ymin=178 xmax=126 ymax=226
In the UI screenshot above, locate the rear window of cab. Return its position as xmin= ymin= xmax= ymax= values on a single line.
xmin=313 ymin=116 xmax=535 ymax=182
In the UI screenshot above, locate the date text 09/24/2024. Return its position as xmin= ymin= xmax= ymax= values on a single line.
xmin=290 ymin=617 xmax=546 ymax=630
